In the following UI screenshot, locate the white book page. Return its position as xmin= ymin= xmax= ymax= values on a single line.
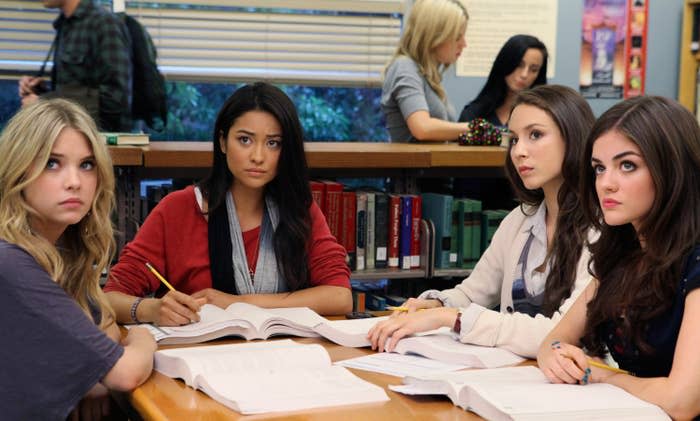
xmin=336 ymin=352 xmax=468 ymax=377
xmin=222 ymin=303 xmax=324 ymax=335
xmin=393 ymin=333 xmax=524 ymax=368
xmin=314 ymin=316 xmax=388 ymax=347
xmin=155 ymin=304 xmax=251 ymax=338
xmin=155 ymin=340 xmax=323 ymax=387
xmin=199 ymin=365 xmax=389 ymax=414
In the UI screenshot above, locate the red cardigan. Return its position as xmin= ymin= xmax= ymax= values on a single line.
xmin=105 ymin=186 xmax=350 ymax=296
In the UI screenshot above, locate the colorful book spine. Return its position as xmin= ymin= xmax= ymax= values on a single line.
xmin=400 ymin=195 xmax=413 ymax=270
xmin=340 ymin=190 xmax=357 ymax=269
xmin=355 ymin=192 xmax=367 ymax=271
xmin=322 ymin=181 xmax=343 ymax=241
xmin=365 ymin=192 xmax=376 ymax=270
xmin=421 ymin=193 xmax=454 ymax=269
xmin=309 ymin=181 xmax=325 ymax=210
xmin=387 ymin=194 xmax=401 ymax=268
xmin=410 ymin=194 xmax=422 ymax=268
xmin=374 ymin=193 xmax=388 ymax=269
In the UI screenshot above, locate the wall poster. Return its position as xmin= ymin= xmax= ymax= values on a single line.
xmin=580 ymin=0 xmax=648 ymax=99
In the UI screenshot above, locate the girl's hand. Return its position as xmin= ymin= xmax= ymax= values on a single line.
xmin=538 ymin=340 xmax=589 ymax=384
xmin=192 ymin=288 xmax=236 ymax=309
xmin=367 ymin=307 xmax=458 ymax=352
xmin=402 ymin=297 xmax=443 ymax=312
xmin=142 ymin=291 xmax=204 ymax=326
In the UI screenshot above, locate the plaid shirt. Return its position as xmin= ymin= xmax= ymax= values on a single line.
xmin=49 ymin=0 xmax=132 ymax=131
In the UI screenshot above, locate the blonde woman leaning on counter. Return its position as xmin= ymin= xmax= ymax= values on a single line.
xmin=369 ymin=85 xmax=596 ymax=358
xmin=381 ymin=0 xmax=470 ymax=142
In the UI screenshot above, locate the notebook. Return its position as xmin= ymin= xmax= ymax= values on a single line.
xmin=155 ymin=340 xmax=389 ymax=414
xmin=391 ymin=366 xmax=670 ymax=420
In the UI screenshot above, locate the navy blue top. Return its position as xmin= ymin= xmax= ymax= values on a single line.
xmin=458 ymin=103 xmax=505 ymax=129
xmin=600 ymin=245 xmax=700 ymax=377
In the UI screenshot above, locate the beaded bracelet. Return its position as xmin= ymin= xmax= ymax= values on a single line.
xmin=130 ymin=297 xmax=145 ymax=324
xmin=458 ymin=117 xmax=502 ymax=146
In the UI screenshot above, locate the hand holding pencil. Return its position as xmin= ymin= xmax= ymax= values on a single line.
xmin=143 ymin=262 xmax=205 ymax=326
xmin=539 ymin=339 xmax=630 ymax=386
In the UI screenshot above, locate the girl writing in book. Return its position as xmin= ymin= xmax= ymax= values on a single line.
xmin=368 ymin=85 xmax=595 ymax=358
xmin=459 ymin=34 xmax=548 ymax=128
xmin=105 ymin=82 xmax=352 ymax=326
xmin=537 ymin=96 xmax=700 ymax=420
xmin=381 ymin=0 xmax=471 ymax=142
xmin=0 ymin=99 xmax=156 ymax=419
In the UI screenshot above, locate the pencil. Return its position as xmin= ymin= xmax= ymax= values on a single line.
xmin=386 ymin=306 xmax=409 ymax=312
xmin=145 ymin=262 xmax=176 ymax=292
xmin=587 ymin=359 xmax=630 ymax=375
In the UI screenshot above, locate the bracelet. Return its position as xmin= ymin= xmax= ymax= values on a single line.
xmin=130 ymin=297 xmax=145 ymax=324
xmin=453 ymin=311 xmax=462 ymax=334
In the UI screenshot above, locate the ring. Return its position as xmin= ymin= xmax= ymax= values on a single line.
xmin=550 ymin=340 xmax=561 ymax=349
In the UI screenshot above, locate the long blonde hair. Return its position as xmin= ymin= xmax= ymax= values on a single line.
xmin=388 ymin=0 xmax=468 ymax=100
xmin=0 ymin=99 xmax=116 ymax=328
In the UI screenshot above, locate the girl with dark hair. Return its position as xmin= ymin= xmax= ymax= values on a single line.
xmin=538 ymin=96 xmax=700 ymax=420
xmin=368 ymin=85 xmax=594 ymax=358
xmin=105 ymin=83 xmax=352 ymax=325
xmin=459 ymin=34 xmax=548 ymax=128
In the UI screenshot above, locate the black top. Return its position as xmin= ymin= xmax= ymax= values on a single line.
xmin=599 ymin=245 xmax=700 ymax=377
xmin=459 ymin=103 xmax=505 ymax=128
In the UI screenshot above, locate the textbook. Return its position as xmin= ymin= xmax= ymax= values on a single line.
xmin=392 ymin=329 xmax=524 ymax=368
xmin=155 ymin=340 xmax=389 ymax=414
xmin=142 ymin=302 xmax=388 ymax=347
xmin=391 ymin=366 xmax=670 ymax=421
xmin=101 ymin=131 xmax=149 ymax=145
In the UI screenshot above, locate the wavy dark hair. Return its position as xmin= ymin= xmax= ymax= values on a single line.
xmin=199 ymin=82 xmax=312 ymax=292
xmin=461 ymin=34 xmax=547 ymax=121
xmin=504 ymin=85 xmax=595 ymax=317
xmin=580 ymin=96 xmax=700 ymax=357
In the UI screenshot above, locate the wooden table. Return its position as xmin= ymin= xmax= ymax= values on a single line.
xmin=130 ymin=336 xmax=484 ymax=420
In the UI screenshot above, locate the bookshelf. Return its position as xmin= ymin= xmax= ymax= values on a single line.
xmin=678 ymin=0 xmax=700 ymax=112
xmin=110 ymin=143 xmax=507 ymax=284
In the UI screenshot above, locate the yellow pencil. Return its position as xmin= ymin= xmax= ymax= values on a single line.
xmin=587 ymin=359 xmax=630 ymax=375
xmin=386 ymin=306 xmax=409 ymax=312
xmin=145 ymin=262 xmax=176 ymax=292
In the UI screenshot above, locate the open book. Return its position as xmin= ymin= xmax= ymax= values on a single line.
xmin=143 ymin=302 xmax=387 ymax=347
xmin=391 ymin=366 xmax=670 ymax=420
xmin=155 ymin=340 xmax=388 ymax=414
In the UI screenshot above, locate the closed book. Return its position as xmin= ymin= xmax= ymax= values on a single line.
xmin=352 ymin=290 xmax=366 ymax=312
xmin=374 ymin=192 xmax=389 ymax=269
xmin=450 ymin=200 xmax=462 ymax=269
xmin=481 ymin=209 xmax=506 ymax=252
xmin=355 ymin=192 xmax=367 ymax=271
xmin=387 ymin=194 xmax=401 ymax=268
xmin=461 ymin=199 xmax=474 ymax=269
xmin=392 ymin=366 xmax=669 ymax=421
xmin=366 ymin=293 xmax=387 ymax=311
xmin=421 ymin=193 xmax=454 ymax=268
xmin=155 ymin=340 xmax=389 ymax=414
xmin=400 ymin=195 xmax=413 ymax=270
xmin=322 ymin=181 xmax=343 ymax=241
xmin=466 ymin=198 xmax=482 ymax=262
xmin=365 ymin=192 xmax=376 ymax=269
xmin=410 ymin=194 xmax=422 ymax=268
xmin=340 ymin=190 xmax=357 ymax=269
xmin=101 ymin=131 xmax=149 ymax=145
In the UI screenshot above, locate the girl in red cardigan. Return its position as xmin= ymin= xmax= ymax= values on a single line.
xmin=106 ymin=83 xmax=352 ymax=326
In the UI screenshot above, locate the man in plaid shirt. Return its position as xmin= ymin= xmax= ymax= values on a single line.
xmin=18 ymin=0 xmax=132 ymax=132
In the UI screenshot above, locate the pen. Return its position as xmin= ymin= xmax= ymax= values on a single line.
xmin=145 ymin=262 xmax=176 ymax=292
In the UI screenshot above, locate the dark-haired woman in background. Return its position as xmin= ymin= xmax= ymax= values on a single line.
xmin=105 ymin=83 xmax=352 ymax=325
xmin=459 ymin=34 xmax=548 ymax=128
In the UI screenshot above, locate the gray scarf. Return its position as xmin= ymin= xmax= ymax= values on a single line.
xmin=225 ymin=191 xmax=287 ymax=294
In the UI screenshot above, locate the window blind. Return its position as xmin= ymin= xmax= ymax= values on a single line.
xmin=0 ymin=0 xmax=406 ymax=86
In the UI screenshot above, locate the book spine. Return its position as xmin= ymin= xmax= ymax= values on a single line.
xmin=387 ymin=194 xmax=401 ymax=268
xmin=341 ymin=191 xmax=357 ymax=269
xmin=470 ymin=199 xmax=482 ymax=262
xmin=374 ymin=193 xmax=388 ymax=269
xmin=310 ymin=181 xmax=325 ymax=210
xmin=366 ymin=294 xmax=387 ymax=311
xmin=410 ymin=194 xmax=421 ymax=268
xmin=365 ymin=192 xmax=375 ymax=269
xmin=352 ymin=290 xmax=366 ymax=312
xmin=450 ymin=199 xmax=460 ymax=269
xmin=461 ymin=199 xmax=473 ymax=269
xmin=400 ymin=195 xmax=412 ymax=270
xmin=355 ymin=192 xmax=367 ymax=271
xmin=323 ymin=181 xmax=343 ymax=241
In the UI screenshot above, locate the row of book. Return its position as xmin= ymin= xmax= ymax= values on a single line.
xmin=311 ymin=181 xmax=510 ymax=272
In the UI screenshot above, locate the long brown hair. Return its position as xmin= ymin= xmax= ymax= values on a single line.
xmin=505 ymin=85 xmax=595 ymax=316
xmin=580 ymin=96 xmax=700 ymax=356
